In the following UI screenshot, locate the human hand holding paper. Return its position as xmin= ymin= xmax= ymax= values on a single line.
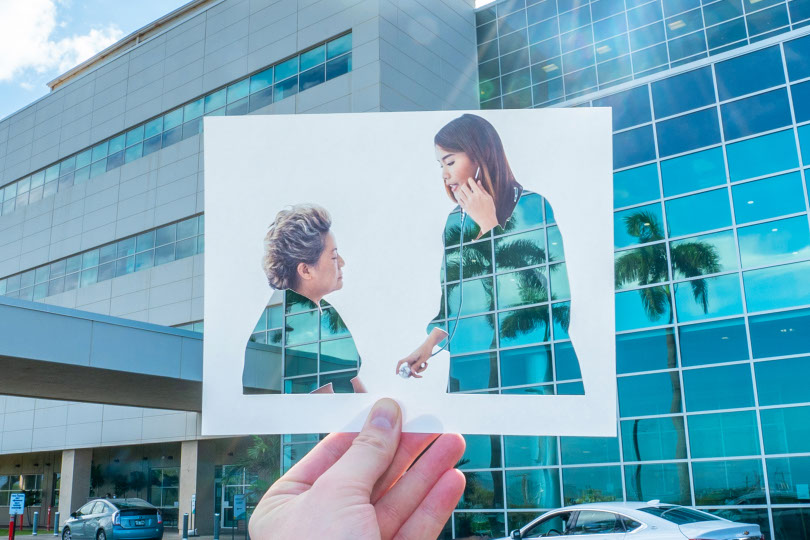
xmin=248 ymin=399 xmax=465 ymax=539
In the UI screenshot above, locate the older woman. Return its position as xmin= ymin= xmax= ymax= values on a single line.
xmin=260 ymin=204 xmax=365 ymax=394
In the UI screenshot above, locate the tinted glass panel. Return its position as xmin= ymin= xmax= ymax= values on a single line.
xmin=761 ymin=406 xmax=810 ymax=454
xmin=744 ymin=260 xmax=810 ymax=312
xmin=504 ymin=435 xmax=558 ymax=467
xmin=693 ymin=459 xmax=764 ymax=505
xmin=679 ymin=318 xmax=749 ymax=366
xmin=616 ymin=328 xmax=676 ymax=374
xmin=749 ymin=308 xmax=810 ymax=358
xmin=767 ymin=457 xmax=810 ymax=504
xmin=621 ymin=416 xmax=686 ymax=461
xmin=660 ymin=146 xmax=726 ymax=197
xmin=614 ymin=202 xmax=664 ymax=248
xmin=674 ymin=274 xmax=743 ymax=322
xmin=738 ymin=216 xmax=810 ymax=270
xmin=618 ymin=371 xmax=682 ymax=416
xmin=688 ymin=410 xmax=760 ymax=458
xmin=656 ymin=107 xmax=721 ymax=157
xmin=614 ymin=164 xmax=660 ymax=208
xmin=683 ymin=364 xmax=754 ymax=411
xmin=666 ymin=189 xmax=731 ymax=237
xmin=756 ymin=356 xmax=810 ymax=406
xmin=593 ymin=86 xmax=651 ymax=130
xmin=721 ymin=88 xmax=792 ymax=141
xmin=562 ymin=467 xmax=622 ymax=505
xmin=625 ymin=463 xmax=691 ymax=505
xmin=732 ymin=172 xmax=806 ymax=224
xmin=714 ymin=46 xmax=785 ymax=101
xmin=726 ymin=129 xmax=799 ymax=182
xmin=670 ymin=230 xmax=738 ymax=279
xmin=785 ymin=34 xmax=810 ymax=81
xmin=615 ymin=286 xmax=672 ymax=331
xmin=614 ymin=125 xmax=656 ymax=169
xmin=561 ymin=436 xmax=619 ymax=464
xmin=506 ymin=469 xmax=561 ymax=508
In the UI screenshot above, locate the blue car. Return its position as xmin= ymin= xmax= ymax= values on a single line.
xmin=62 ymin=498 xmax=163 ymax=540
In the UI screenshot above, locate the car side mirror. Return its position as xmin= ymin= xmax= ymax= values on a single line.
xmin=70 ymin=512 xmax=78 ymax=518
xmin=510 ymin=529 xmax=522 ymax=539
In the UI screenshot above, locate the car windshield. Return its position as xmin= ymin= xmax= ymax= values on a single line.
xmin=110 ymin=499 xmax=153 ymax=510
xmin=639 ymin=506 xmax=720 ymax=524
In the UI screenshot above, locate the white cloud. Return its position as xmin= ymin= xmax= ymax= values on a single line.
xmin=0 ymin=0 xmax=123 ymax=82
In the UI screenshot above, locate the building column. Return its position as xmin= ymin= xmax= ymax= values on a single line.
xmin=178 ymin=440 xmax=216 ymax=535
xmin=57 ymin=449 xmax=92 ymax=527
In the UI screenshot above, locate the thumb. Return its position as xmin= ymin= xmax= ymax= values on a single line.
xmin=318 ymin=398 xmax=402 ymax=495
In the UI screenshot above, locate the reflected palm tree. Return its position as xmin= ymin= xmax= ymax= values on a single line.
xmin=614 ymin=211 xmax=720 ymax=502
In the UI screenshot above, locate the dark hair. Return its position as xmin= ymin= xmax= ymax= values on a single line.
xmin=434 ymin=114 xmax=519 ymax=225
xmin=263 ymin=204 xmax=331 ymax=290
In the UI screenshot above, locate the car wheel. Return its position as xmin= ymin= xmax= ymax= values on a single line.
xmin=62 ymin=528 xmax=72 ymax=540
xmin=97 ymin=529 xmax=107 ymax=540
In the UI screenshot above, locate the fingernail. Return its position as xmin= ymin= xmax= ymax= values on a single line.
xmin=369 ymin=399 xmax=399 ymax=430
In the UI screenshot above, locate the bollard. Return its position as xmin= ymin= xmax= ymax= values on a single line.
xmin=53 ymin=512 xmax=60 ymax=536
xmin=32 ymin=512 xmax=39 ymax=536
xmin=213 ymin=514 xmax=220 ymax=540
xmin=9 ymin=518 xmax=16 ymax=540
xmin=47 ymin=508 xmax=51 ymax=532
xmin=182 ymin=513 xmax=189 ymax=540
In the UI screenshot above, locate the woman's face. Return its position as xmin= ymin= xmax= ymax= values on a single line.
xmin=435 ymin=145 xmax=478 ymax=202
xmin=306 ymin=231 xmax=345 ymax=298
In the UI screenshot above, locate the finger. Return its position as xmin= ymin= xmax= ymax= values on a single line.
xmin=391 ymin=468 xmax=466 ymax=540
xmin=467 ymin=177 xmax=478 ymax=193
xmin=375 ymin=434 xmax=465 ymax=539
xmin=265 ymin=432 xmax=356 ymax=497
xmin=458 ymin=183 xmax=473 ymax=200
xmin=370 ymin=433 xmax=439 ymax=504
xmin=316 ymin=398 xmax=402 ymax=494
xmin=411 ymin=372 xmax=422 ymax=378
xmin=455 ymin=189 xmax=468 ymax=207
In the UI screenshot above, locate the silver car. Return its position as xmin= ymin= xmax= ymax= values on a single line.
xmin=62 ymin=498 xmax=163 ymax=540
xmin=499 ymin=501 xmax=763 ymax=539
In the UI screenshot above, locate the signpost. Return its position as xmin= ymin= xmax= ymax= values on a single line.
xmin=8 ymin=494 xmax=25 ymax=540
xmin=232 ymin=494 xmax=246 ymax=540
xmin=190 ymin=495 xmax=196 ymax=536
xmin=9 ymin=494 xmax=25 ymax=517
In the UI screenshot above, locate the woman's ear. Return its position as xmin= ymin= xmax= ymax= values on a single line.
xmin=297 ymin=262 xmax=312 ymax=281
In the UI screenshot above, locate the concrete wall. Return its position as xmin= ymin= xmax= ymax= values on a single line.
xmin=0 ymin=397 xmax=199 ymax=456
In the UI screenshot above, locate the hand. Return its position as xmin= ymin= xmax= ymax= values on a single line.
xmin=396 ymin=343 xmax=432 ymax=378
xmin=455 ymin=178 xmax=498 ymax=234
xmin=249 ymin=399 xmax=466 ymax=540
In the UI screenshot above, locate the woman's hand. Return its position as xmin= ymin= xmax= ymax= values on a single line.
xmin=249 ymin=399 xmax=466 ymax=540
xmin=396 ymin=343 xmax=432 ymax=378
xmin=455 ymin=178 xmax=499 ymax=234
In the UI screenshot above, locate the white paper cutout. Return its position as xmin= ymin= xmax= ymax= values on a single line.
xmin=203 ymin=110 xmax=615 ymax=436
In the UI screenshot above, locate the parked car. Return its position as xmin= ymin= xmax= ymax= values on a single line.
xmin=498 ymin=501 xmax=763 ymax=539
xmin=62 ymin=498 xmax=163 ymax=540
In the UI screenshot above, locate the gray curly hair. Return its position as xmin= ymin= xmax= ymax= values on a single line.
xmin=263 ymin=204 xmax=332 ymax=290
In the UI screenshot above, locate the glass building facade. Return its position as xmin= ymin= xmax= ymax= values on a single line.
xmin=448 ymin=2 xmax=810 ymax=537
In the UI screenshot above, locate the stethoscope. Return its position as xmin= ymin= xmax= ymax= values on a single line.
xmin=398 ymin=168 xmax=519 ymax=379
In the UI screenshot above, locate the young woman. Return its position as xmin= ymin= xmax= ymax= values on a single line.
xmin=396 ymin=114 xmax=570 ymax=384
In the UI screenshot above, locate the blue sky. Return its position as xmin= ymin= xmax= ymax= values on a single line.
xmin=0 ymin=0 xmax=190 ymax=121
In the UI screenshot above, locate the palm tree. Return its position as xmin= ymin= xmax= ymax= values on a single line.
xmin=614 ymin=210 xmax=720 ymax=502
xmin=224 ymin=435 xmax=282 ymax=504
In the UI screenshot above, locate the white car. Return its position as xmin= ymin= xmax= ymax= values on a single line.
xmin=498 ymin=501 xmax=763 ymax=539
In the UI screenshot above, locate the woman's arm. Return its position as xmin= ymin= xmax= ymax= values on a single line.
xmin=395 ymin=327 xmax=448 ymax=378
